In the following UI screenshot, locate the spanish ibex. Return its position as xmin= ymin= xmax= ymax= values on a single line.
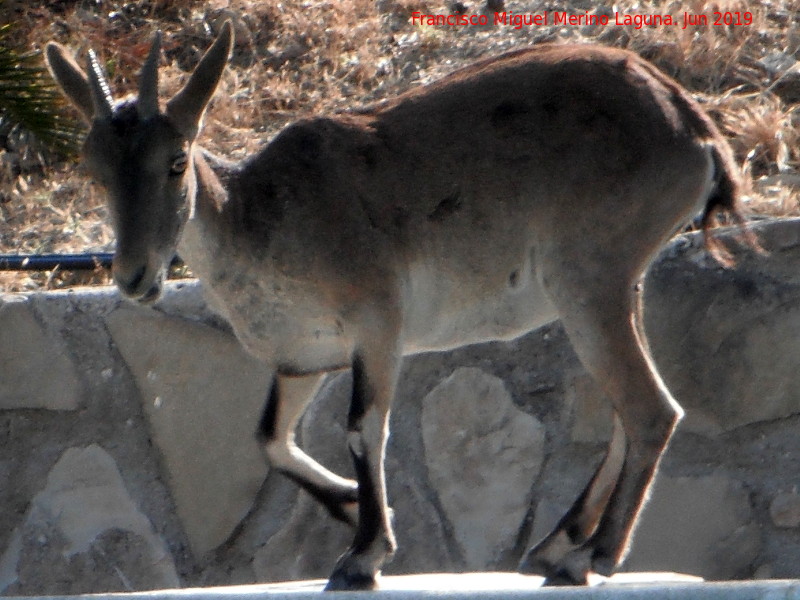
xmin=47 ymin=22 xmax=749 ymax=590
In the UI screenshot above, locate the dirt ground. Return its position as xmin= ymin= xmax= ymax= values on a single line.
xmin=2 ymin=0 xmax=800 ymax=292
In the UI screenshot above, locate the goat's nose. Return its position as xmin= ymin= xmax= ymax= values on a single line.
xmin=113 ymin=263 xmax=147 ymax=297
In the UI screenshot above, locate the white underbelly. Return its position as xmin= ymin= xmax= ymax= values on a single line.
xmin=402 ymin=259 xmax=558 ymax=354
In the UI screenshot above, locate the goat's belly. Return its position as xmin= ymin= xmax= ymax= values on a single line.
xmin=402 ymin=261 xmax=558 ymax=354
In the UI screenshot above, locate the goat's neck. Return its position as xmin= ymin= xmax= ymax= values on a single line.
xmin=177 ymin=145 xmax=234 ymax=275
xmin=194 ymin=146 xmax=234 ymax=214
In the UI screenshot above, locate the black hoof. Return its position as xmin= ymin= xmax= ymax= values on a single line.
xmin=519 ymin=546 xmax=591 ymax=586
xmin=542 ymin=570 xmax=588 ymax=587
xmin=324 ymin=572 xmax=378 ymax=591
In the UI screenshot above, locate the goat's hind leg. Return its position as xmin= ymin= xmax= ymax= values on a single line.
xmin=520 ymin=268 xmax=682 ymax=584
xmin=570 ymin=285 xmax=683 ymax=578
xmin=259 ymin=372 xmax=359 ymax=526
xmin=520 ymin=412 xmax=626 ymax=584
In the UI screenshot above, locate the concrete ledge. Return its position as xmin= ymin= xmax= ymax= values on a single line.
xmin=4 ymin=574 xmax=800 ymax=600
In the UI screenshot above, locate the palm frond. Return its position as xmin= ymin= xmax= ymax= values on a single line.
xmin=0 ymin=22 xmax=81 ymax=158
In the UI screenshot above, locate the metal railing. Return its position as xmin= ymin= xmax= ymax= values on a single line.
xmin=0 ymin=253 xmax=114 ymax=271
xmin=0 ymin=253 xmax=183 ymax=272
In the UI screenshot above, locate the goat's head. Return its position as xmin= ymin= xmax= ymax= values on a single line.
xmin=45 ymin=23 xmax=233 ymax=303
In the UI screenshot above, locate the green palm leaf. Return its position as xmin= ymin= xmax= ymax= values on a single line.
xmin=0 ymin=22 xmax=81 ymax=158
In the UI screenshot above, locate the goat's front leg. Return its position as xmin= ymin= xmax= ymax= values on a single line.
xmin=260 ymin=372 xmax=359 ymax=526
xmin=325 ymin=335 xmax=401 ymax=591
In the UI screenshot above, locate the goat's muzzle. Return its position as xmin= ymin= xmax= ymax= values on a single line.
xmin=113 ymin=260 xmax=164 ymax=304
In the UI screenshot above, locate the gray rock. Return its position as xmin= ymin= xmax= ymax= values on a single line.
xmin=0 ymin=445 xmax=178 ymax=594
xmin=383 ymin=459 xmax=457 ymax=575
xmin=253 ymin=492 xmax=350 ymax=583
xmin=701 ymin=302 xmax=800 ymax=430
xmin=565 ymin=373 xmax=612 ymax=444
xmin=529 ymin=498 xmax=566 ymax=550
xmin=770 ymin=491 xmax=800 ymax=529
xmin=5 ymin=218 xmax=800 ymax=591
xmin=0 ymin=295 xmax=80 ymax=410
xmin=299 ymin=372 xmax=353 ymax=480
xmin=625 ymin=471 xmax=760 ymax=579
xmin=421 ymin=367 xmax=545 ymax=568
xmin=645 ymin=218 xmax=800 ymax=434
xmin=754 ymin=563 xmax=774 ymax=579
xmin=106 ymin=306 xmax=270 ymax=556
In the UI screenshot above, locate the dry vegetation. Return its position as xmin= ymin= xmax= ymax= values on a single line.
xmin=2 ymin=0 xmax=800 ymax=292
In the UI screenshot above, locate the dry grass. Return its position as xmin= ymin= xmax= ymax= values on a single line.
xmin=2 ymin=0 xmax=800 ymax=292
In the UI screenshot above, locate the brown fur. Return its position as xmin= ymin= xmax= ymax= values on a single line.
xmin=46 ymin=26 xmax=751 ymax=590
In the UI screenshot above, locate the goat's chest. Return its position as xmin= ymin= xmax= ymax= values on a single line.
xmin=205 ymin=264 xmax=354 ymax=372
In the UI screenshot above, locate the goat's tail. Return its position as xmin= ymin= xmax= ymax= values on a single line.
xmin=700 ymin=142 xmax=761 ymax=266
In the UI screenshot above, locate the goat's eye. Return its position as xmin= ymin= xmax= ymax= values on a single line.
xmin=170 ymin=152 xmax=188 ymax=175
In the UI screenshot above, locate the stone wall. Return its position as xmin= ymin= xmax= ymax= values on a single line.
xmin=2 ymin=218 xmax=800 ymax=594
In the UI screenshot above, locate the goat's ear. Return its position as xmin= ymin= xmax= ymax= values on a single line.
xmin=166 ymin=21 xmax=233 ymax=139
xmin=45 ymin=42 xmax=95 ymax=123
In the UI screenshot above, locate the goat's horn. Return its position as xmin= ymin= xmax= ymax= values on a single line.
xmin=87 ymin=50 xmax=113 ymax=119
xmin=138 ymin=31 xmax=162 ymax=120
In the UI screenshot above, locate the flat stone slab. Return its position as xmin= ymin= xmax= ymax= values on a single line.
xmin=8 ymin=573 xmax=800 ymax=600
